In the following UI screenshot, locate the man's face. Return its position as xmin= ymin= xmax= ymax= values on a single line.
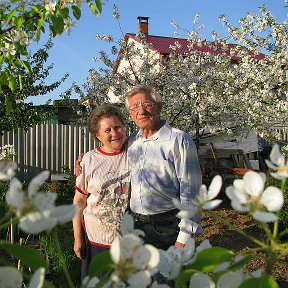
xmin=128 ymin=92 xmax=162 ymax=131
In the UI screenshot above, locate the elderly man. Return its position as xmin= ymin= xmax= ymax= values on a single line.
xmin=125 ymin=84 xmax=202 ymax=249
xmin=76 ymin=84 xmax=202 ymax=250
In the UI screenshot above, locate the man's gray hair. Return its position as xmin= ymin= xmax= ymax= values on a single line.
xmin=125 ymin=84 xmax=162 ymax=109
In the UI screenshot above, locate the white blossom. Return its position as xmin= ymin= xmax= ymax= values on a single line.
xmin=0 ymin=267 xmax=45 ymax=288
xmin=44 ymin=1 xmax=57 ymax=14
xmin=151 ymin=281 xmax=170 ymax=288
xmin=82 ymin=276 xmax=100 ymax=288
xmin=158 ymin=238 xmax=195 ymax=279
xmin=72 ymin=0 xmax=83 ymax=8
xmin=172 ymin=175 xmax=222 ymax=220
xmin=110 ymin=233 xmax=160 ymax=287
xmin=0 ymin=160 xmax=17 ymax=180
xmin=195 ymin=239 xmax=212 ymax=253
xmin=193 ymin=13 xmax=201 ymax=24
xmin=170 ymin=20 xmax=180 ymax=29
xmin=28 ymin=267 xmax=46 ymax=288
xmin=0 ymin=267 xmax=23 ymax=287
xmin=5 ymin=171 xmax=76 ymax=234
xmin=0 ymin=144 xmax=16 ymax=160
xmin=88 ymin=6 xmax=288 ymax=142
xmin=13 ymin=30 xmax=31 ymax=46
xmin=225 ymin=171 xmax=284 ymax=222
xmin=120 ymin=212 xmax=145 ymax=237
xmin=127 ymin=270 xmax=151 ymax=288
xmin=1 ymin=42 xmax=16 ymax=57
xmin=265 ymin=144 xmax=288 ymax=179
xmin=213 ymin=255 xmax=244 ymax=273
xmin=217 ymin=268 xmax=262 ymax=288
xmin=190 ymin=272 xmax=215 ymax=288
xmin=95 ymin=34 xmax=113 ymax=42
xmin=217 ymin=270 xmax=243 ymax=288
xmin=64 ymin=18 xmax=77 ymax=34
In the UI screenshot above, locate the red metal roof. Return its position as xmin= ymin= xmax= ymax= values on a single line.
xmin=126 ymin=33 xmax=265 ymax=61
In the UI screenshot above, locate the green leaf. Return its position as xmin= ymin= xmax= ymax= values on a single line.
xmin=50 ymin=14 xmax=64 ymax=36
xmin=58 ymin=7 xmax=69 ymax=19
xmin=13 ymin=61 xmax=22 ymax=68
xmin=94 ymin=0 xmax=102 ymax=13
xmin=31 ymin=5 xmax=41 ymax=13
xmin=21 ymin=60 xmax=32 ymax=73
xmin=175 ymin=269 xmax=196 ymax=288
xmin=37 ymin=13 xmax=47 ymax=33
xmin=4 ymin=96 xmax=13 ymax=115
xmin=8 ymin=75 xmax=16 ymax=91
xmin=18 ymin=74 xmax=22 ymax=90
xmin=36 ymin=29 xmax=41 ymax=42
xmin=87 ymin=1 xmax=98 ymax=16
xmin=16 ymin=16 xmax=24 ymax=29
xmin=239 ymin=275 xmax=279 ymax=288
xmin=36 ymin=13 xmax=47 ymax=42
xmin=72 ymin=6 xmax=81 ymax=20
xmin=0 ymin=241 xmax=48 ymax=271
xmin=6 ymin=8 xmax=17 ymax=23
xmin=88 ymin=250 xmax=113 ymax=277
xmin=188 ymin=247 xmax=235 ymax=272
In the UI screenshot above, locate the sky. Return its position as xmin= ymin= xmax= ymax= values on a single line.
xmin=27 ymin=0 xmax=288 ymax=105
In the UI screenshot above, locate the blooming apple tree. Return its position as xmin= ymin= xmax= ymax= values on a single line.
xmin=85 ymin=5 xmax=288 ymax=145
xmin=218 ymin=5 xmax=288 ymax=140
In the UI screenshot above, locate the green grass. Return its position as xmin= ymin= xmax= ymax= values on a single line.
xmin=39 ymin=224 xmax=81 ymax=287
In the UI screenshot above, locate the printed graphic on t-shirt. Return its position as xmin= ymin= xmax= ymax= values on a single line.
xmin=87 ymin=169 xmax=130 ymax=229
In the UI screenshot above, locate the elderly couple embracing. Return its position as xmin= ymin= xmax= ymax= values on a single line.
xmin=72 ymin=84 xmax=202 ymax=280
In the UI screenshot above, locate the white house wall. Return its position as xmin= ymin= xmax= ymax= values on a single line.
xmin=108 ymin=37 xmax=161 ymax=103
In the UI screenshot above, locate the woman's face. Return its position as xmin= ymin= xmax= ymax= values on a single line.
xmin=96 ymin=115 xmax=126 ymax=153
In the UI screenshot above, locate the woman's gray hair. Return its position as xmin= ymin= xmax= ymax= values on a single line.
xmin=125 ymin=84 xmax=162 ymax=109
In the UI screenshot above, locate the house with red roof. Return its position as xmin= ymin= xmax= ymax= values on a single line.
xmin=112 ymin=16 xmax=265 ymax=78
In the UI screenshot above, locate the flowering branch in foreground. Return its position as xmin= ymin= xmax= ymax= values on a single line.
xmin=0 ymin=152 xmax=287 ymax=287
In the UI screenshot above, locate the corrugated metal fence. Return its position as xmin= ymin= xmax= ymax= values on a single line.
xmin=1 ymin=124 xmax=287 ymax=181
xmin=0 ymin=124 xmax=97 ymax=181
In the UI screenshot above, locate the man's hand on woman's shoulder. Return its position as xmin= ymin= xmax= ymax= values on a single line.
xmin=75 ymin=153 xmax=84 ymax=177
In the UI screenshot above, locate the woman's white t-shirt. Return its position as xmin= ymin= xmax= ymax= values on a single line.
xmin=75 ymin=147 xmax=130 ymax=247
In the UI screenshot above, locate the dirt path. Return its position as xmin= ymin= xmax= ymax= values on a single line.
xmin=194 ymin=202 xmax=288 ymax=288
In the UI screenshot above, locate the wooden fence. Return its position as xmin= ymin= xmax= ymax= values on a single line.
xmin=0 ymin=124 xmax=97 ymax=181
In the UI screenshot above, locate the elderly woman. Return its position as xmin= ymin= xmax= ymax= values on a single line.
xmin=72 ymin=104 xmax=130 ymax=280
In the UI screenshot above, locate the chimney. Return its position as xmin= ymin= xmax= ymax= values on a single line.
xmin=137 ymin=16 xmax=149 ymax=35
